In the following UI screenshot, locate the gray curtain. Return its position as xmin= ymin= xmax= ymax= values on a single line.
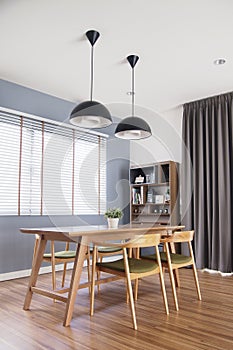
xmin=182 ymin=92 xmax=233 ymax=273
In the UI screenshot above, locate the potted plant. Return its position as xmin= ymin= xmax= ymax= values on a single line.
xmin=104 ymin=208 xmax=123 ymax=228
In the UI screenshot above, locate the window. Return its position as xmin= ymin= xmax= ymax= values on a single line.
xmin=0 ymin=115 xmax=20 ymax=215
xmin=73 ymin=133 xmax=106 ymax=215
xmin=43 ymin=124 xmax=73 ymax=215
xmin=0 ymin=110 xmax=107 ymax=216
xmin=20 ymin=118 xmax=42 ymax=215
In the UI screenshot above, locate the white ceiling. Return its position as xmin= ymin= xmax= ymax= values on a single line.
xmin=1 ymin=0 xmax=233 ymax=118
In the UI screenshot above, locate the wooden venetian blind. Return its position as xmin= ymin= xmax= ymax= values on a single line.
xmin=0 ymin=113 xmax=21 ymax=215
xmin=0 ymin=110 xmax=107 ymax=216
xmin=73 ymin=132 xmax=106 ymax=215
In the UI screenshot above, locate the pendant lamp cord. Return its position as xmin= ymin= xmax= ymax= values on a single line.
xmin=90 ymin=45 xmax=94 ymax=101
xmin=132 ymin=66 xmax=135 ymax=116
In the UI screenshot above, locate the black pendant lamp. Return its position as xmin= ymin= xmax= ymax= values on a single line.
xmin=115 ymin=55 xmax=151 ymax=139
xmin=70 ymin=30 xmax=112 ymax=128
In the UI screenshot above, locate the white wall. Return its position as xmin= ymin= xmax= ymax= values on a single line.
xmin=130 ymin=106 xmax=183 ymax=166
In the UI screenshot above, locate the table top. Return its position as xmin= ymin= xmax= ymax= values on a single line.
xmin=20 ymin=224 xmax=185 ymax=244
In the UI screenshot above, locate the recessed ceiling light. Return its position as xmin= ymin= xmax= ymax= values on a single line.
xmin=214 ymin=58 xmax=226 ymax=65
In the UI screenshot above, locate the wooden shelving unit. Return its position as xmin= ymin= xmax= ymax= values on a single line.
xmin=130 ymin=161 xmax=180 ymax=225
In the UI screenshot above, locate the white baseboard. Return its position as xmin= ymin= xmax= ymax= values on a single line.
xmin=0 ymin=262 xmax=78 ymax=282
xmin=0 ymin=255 xmax=120 ymax=282
xmin=203 ymin=268 xmax=233 ymax=277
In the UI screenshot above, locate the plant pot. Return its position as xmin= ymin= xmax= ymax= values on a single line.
xmin=107 ymin=218 xmax=119 ymax=229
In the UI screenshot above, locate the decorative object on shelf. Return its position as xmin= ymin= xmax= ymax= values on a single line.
xmin=69 ymin=30 xmax=112 ymax=128
xmin=165 ymin=188 xmax=170 ymax=203
xmin=135 ymin=175 xmax=144 ymax=184
xmin=147 ymin=188 xmax=153 ymax=203
xmin=115 ymin=55 xmax=151 ymax=139
xmin=104 ymin=208 xmax=123 ymax=228
xmin=164 ymin=209 xmax=168 ymax=214
xmin=159 ymin=209 xmax=163 ymax=214
xmin=150 ymin=173 xmax=155 ymax=183
xmin=132 ymin=186 xmax=144 ymax=204
xmin=146 ymin=174 xmax=150 ymax=183
xmin=155 ymin=195 xmax=164 ymax=204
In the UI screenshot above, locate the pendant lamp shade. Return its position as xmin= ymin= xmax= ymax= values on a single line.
xmin=115 ymin=116 xmax=151 ymax=139
xmin=115 ymin=55 xmax=151 ymax=140
xmin=70 ymin=101 xmax=112 ymax=128
xmin=69 ymin=30 xmax=112 ymax=129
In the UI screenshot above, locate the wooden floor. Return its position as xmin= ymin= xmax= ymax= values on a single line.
xmin=0 ymin=268 xmax=232 ymax=350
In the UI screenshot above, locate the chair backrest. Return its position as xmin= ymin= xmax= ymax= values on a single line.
xmin=161 ymin=230 xmax=194 ymax=243
xmin=124 ymin=233 xmax=161 ymax=249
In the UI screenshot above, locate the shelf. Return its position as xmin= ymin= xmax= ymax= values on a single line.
xmin=130 ymin=182 xmax=169 ymax=187
xmin=130 ymin=161 xmax=180 ymax=226
xmin=131 ymin=221 xmax=170 ymax=225
xmin=146 ymin=213 xmax=170 ymax=216
xmin=147 ymin=182 xmax=169 ymax=186
xmin=145 ymin=202 xmax=170 ymax=206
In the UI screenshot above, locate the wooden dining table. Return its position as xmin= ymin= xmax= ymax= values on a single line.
xmin=20 ymin=224 xmax=184 ymax=327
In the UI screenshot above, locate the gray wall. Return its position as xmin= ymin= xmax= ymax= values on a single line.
xmin=0 ymin=79 xmax=130 ymax=274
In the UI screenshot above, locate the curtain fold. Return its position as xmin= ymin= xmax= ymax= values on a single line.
xmin=182 ymin=92 xmax=233 ymax=273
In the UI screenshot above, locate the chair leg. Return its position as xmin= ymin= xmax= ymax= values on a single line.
xmin=156 ymin=245 xmax=169 ymax=315
xmin=90 ymin=246 xmax=97 ymax=316
xmin=134 ymin=278 xmax=139 ymax=301
xmin=61 ymin=262 xmax=67 ymax=288
xmin=164 ymin=242 xmax=179 ymax=311
xmin=97 ymin=254 xmax=102 ymax=293
xmin=86 ymin=248 xmax=91 ymax=294
xmin=170 ymin=242 xmax=180 ymax=287
xmin=188 ymin=242 xmax=202 ymax=300
xmin=123 ymin=248 xmax=137 ymax=330
xmin=51 ymin=241 xmax=56 ymax=291
xmin=61 ymin=242 xmax=70 ymax=288
xmin=159 ymin=270 xmax=169 ymax=315
xmin=133 ymin=247 xmax=139 ymax=301
xmin=173 ymin=269 xmax=180 ymax=288
xmin=125 ymin=279 xmax=129 ymax=304
xmin=192 ymin=263 xmax=202 ymax=300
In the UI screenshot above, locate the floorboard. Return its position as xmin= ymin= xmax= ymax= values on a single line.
xmin=0 ymin=268 xmax=232 ymax=350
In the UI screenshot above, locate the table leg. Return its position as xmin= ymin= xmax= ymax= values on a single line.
xmin=23 ymin=236 xmax=47 ymax=310
xmin=63 ymin=239 xmax=87 ymax=327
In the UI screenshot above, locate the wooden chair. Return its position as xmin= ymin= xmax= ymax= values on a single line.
xmin=33 ymin=235 xmax=90 ymax=291
xmin=90 ymin=233 xmax=169 ymax=330
xmin=94 ymin=246 xmax=123 ymax=292
xmin=142 ymin=230 xmax=202 ymax=311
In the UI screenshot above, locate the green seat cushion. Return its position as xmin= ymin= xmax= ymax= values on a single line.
xmin=43 ymin=250 xmax=76 ymax=259
xmin=140 ymin=253 xmax=157 ymax=260
xmin=160 ymin=252 xmax=192 ymax=264
xmin=97 ymin=258 xmax=158 ymax=273
xmin=141 ymin=252 xmax=192 ymax=265
xmin=97 ymin=246 xmax=122 ymax=253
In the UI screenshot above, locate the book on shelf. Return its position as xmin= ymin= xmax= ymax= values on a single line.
xmin=132 ymin=187 xmax=143 ymax=204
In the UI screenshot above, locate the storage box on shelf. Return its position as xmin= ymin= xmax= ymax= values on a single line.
xmin=130 ymin=161 xmax=180 ymax=225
